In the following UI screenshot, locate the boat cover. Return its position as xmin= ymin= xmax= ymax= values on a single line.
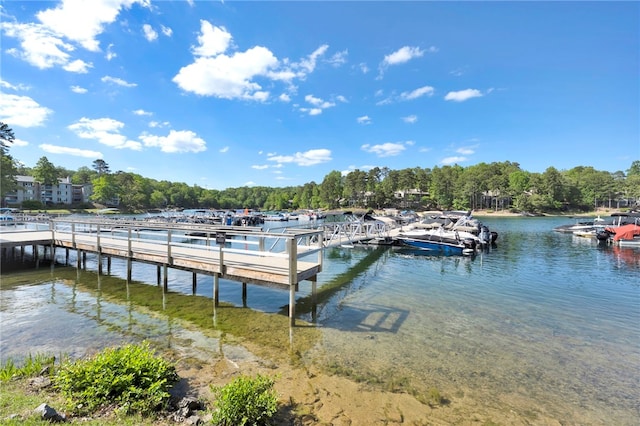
xmin=605 ymin=224 xmax=640 ymax=241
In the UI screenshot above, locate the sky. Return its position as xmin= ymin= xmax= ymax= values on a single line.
xmin=1 ymin=1 xmax=638 ymax=190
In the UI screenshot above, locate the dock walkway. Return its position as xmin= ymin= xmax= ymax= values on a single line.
xmin=1 ymin=218 xmax=326 ymax=325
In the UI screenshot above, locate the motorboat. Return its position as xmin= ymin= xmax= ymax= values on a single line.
xmin=597 ymin=223 xmax=640 ymax=246
xmin=396 ymin=227 xmax=480 ymax=255
xmin=396 ymin=215 xmax=497 ymax=255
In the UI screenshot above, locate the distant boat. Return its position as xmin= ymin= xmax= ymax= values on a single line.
xmin=97 ymin=208 xmax=120 ymax=215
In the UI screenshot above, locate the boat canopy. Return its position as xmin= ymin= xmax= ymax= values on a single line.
xmin=605 ymin=224 xmax=640 ymax=241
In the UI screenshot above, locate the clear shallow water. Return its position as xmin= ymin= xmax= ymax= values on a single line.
xmin=1 ymin=217 xmax=639 ymax=424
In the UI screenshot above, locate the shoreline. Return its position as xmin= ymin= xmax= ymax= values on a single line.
xmin=471 ymin=207 xmax=632 ymax=218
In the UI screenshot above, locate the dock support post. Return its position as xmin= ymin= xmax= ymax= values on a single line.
xmin=289 ymin=284 xmax=296 ymax=326
xmin=311 ymin=278 xmax=317 ymax=322
xmin=157 ymin=265 xmax=161 ymax=286
xmin=65 ymin=249 xmax=69 ymax=266
xmin=163 ymin=264 xmax=168 ymax=292
xmin=82 ymin=252 xmax=87 ymax=269
xmin=242 ymin=282 xmax=247 ymax=306
xmin=107 ymin=257 xmax=111 ymax=274
xmin=127 ymin=258 xmax=132 ymax=282
xmin=213 ymin=274 xmax=219 ymax=307
xmin=192 ymin=272 xmax=197 ymax=295
xmin=77 ymin=249 xmax=81 ymax=269
xmin=35 ymin=245 xmax=40 ymax=268
xmin=98 ymin=254 xmax=103 ymax=275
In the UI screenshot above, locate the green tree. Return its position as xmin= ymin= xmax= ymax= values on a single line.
xmin=627 ymin=160 xmax=640 ymax=176
xmin=91 ymin=174 xmax=120 ymax=205
xmin=319 ymin=170 xmax=343 ymax=209
xmin=0 ymin=122 xmax=15 ymax=154
xmin=33 ymin=156 xmax=59 ymax=185
xmin=92 ymin=159 xmax=111 ymax=175
xmin=72 ymin=166 xmax=97 ymax=184
xmin=0 ymin=151 xmax=18 ymax=203
xmin=0 ymin=122 xmax=18 ymax=204
xmin=430 ymin=165 xmax=462 ymax=209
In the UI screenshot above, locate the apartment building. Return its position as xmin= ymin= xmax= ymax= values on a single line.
xmin=4 ymin=175 xmax=92 ymax=206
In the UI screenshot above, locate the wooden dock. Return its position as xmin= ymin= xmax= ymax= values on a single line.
xmin=0 ymin=219 xmax=325 ymax=325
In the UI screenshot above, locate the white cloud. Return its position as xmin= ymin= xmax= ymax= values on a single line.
xmin=402 ymin=115 xmax=418 ymax=124
xmin=63 ymin=59 xmax=92 ymax=73
xmin=0 ymin=93 xmax=52 ymax=127
xmin=400 ymin=86 xmax=434 ymax=100
xmin=279 ymin=93 xmax=291 ymax=102
xmin=174 ymin=47 xmax=277 ymax=99
xmin=68 ymin=117 xmax=142 ymax=150
xmin=301 ymin=108 xmax=323 ymax=116
xmin=149 ymin=120 xmax=170 ymax=128
xmin=444 ymin=89 xmax=483 ymax=102
xmin=161 ymin=25 xmax=173 ymax=37
xmin=133 ymin=109 xmax=152 ymax=116
xmin=299 ymin=94 xmax=337 ymax=115
xmin=357 ymin=115 xmax=372 ymax=125
xmin=39 ymin=143 xmax=102 ymax=158
xmin=101 ymin=76 xmax=137 ymax=87
xmin=219 ymin=146 xmax=229 ymax=153
xmin=192 ymin=21 xmax=232 ymax=57
xmin=174 ymin=20 xmax=329 ymax=101
xmin=252 ymin=164 xmax=269 ymax=170
xmin=441 ymin=156 xmax=467 ymax=165
xmin=36 ymin=0 xmax=149 ymax=52
xmin=0 ymin=79 xmax=30 ymax=91
xmin=71 ymin=85 xmax=88 ymax=94
xmin=2 ymin=1 xmax=147 ymax=72
xmin=13 ymin=138 xmax=29 ymax=147
xmin=105 ymin=43 xmax=116 ymax=60
xmin=142 ymin=24 xmax=158 ymax=42
xmin=2 ymin=22 xmax=74 ymax=69
xmin=377 ymin=86 xmax=434 ymax=105
xmin=139 ymin=129 xmax=207 ymax=153
xmin=382 ymin=46 xmax=425 ymax=66
xmin=457 ymin=147 xmax=475 ymax=155
xmin=298 ymin=44 xmax=328 ymax=73
xmin=359 ymin=63 xmax=369 ymax=74
xmin=361 ymin=142 xmax=409 ymax=157
xmin=267 ymin=148 xmax=332 ymax=166
xmin=328 ymin=49 xmax=348 ymax=67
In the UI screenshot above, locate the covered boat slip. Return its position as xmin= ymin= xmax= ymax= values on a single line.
xmin=0 ymin=218 xmax=324 ymax=325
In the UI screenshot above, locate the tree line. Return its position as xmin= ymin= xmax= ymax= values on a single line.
xmin=1 ymin=122 xmax=639 ymax=213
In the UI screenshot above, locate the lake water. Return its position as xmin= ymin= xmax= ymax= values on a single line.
xmin=1 ymin=216 xmax=638 ymax=424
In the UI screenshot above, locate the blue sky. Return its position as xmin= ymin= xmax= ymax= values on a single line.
xmin=1 ymin=1 xmax=638 ymax=190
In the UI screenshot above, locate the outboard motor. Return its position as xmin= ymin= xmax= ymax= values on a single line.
xmin=596 ymin=230 xmax=612 ymax=244
xmin=479 ymin=225 xmax=491 ymax=245
xmin=463 ymin=238 xmax=477 ymax=251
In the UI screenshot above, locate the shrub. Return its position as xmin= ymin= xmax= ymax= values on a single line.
xmin=210 ymin=374 xmax=278 ymax=425
xmin=54 ymin=342 xmax=178 ymax=416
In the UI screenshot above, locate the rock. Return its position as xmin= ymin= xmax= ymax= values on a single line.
xmin=34 ymin=403 xmax=66 ymax=422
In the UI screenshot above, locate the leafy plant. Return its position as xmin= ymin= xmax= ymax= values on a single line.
xmin=0 ymin=353 xmax=55 ymax=382
xmin=210 ymin=374 xmax=278 ymax=425
xmin=54 ymin=342 xmax=178 ymax=416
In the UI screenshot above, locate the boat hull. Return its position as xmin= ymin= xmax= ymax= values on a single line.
xmin=398 ymin=236 xmax=475 ymax=255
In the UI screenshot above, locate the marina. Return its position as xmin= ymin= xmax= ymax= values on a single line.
xmin=1 ymin=215 xmax=638 ymax=424
xmin=1 ymin=218 xmax=640 ymax=426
